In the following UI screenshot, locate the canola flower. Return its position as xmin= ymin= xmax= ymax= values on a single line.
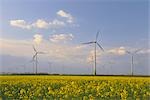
xmin=0 ymin=76 xmax=150 ymax=99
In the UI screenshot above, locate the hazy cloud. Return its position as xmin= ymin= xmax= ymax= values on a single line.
xmin=108 ymin=46 xmax=126 ymax=55
xmin=49 ymin=34 xmax=74 ymax=43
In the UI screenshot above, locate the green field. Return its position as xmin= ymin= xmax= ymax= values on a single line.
xmin=0 ymin=75 xmax=150 ymax=99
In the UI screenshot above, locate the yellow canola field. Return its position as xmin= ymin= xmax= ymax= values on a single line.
xmin=0 ymin=76 xmax=150 ymax=100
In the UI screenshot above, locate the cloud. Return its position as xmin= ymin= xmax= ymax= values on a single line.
xmin=57 ymin=10 xmax=74 ymax=23
xmin=10 ymin=20 xmax=31 ymax=29
xmin=0 ymin=38 xmax=32 ymax=57
xmin=107 ymin=46 xmax=126 ymax=55
xmin=10 ymin=19 xmax=66 ymax=29
xmin=33 ymin=34 xmax=43 ymax=45
xmin=0 ymin=38 xmax=149 ymax=75
xmin=32 ymin=19 xmax=66 ymax=29
xmin=32 ymin=19 xmax=49 ymax=29
xmin=0 ymin=38 xmax=149 ymax=73
xmin=49 ymin=19 xmax=66 ymax=28
xmin=10 ymin=10 xmax=76 ymax=30
xmin=10 ymin=19 xmax=65 ymax=29
xmin=86 ymin=50 xmax=94 ymax=63
xmin=49 ymin=34 xmax=74 ymax=43
xmin=138 ymin=49 xmax=150 ymax=54
xmin=47 ymin=43 xmax=87 ymax=62
xmin=0 ymin=37 xmax=83 ymax=62
xmin=75 ymin=45 xmax=86 ymax=49
xmin=86 ymin=50 xmax=102 ymax=63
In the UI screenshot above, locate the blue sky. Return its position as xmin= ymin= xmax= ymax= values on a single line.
xmin=0 ymin=0 xmax=149 ymax=75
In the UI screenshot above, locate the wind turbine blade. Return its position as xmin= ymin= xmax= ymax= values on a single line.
xmin=97 ymin=42 xmax=104 ymax=51
xmin=134 ymin=48 xmax=142 ymax=53
xmin=32 ymin=45 xmax=37 ymax=52
xmin=82 ymin=41 xmax=95 ymax=45
xmin=32 ymin=53 xmax=37 ymax=60
xmin=96 ymin=31 xmax=100 ymax=41
xmin=126 ymin=50 xmax=131 ymax=54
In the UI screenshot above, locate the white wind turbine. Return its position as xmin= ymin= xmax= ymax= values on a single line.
xmin=32 ymin=45 xmax=45 ymax=74
xmin=82 ymin=31 xmax=104 ymax=75
xmin=126 ymin=49 xmax=142 ymax=76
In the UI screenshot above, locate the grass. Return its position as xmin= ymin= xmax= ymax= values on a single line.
xmin=0 ymin=75 xmax=150 ymax=99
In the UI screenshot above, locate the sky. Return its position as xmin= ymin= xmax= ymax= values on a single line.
xmin=0 ymin=0 xmax=149 ymax=75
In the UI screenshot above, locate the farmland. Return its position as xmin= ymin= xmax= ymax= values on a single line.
xmin=0 ymin=75 xmax=150 ymax=99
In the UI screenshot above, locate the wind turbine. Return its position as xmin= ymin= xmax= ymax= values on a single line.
xmin=82 ymin=31 xmax=104 ymax=75
xmin=126 ymin=49 xmax=142 ymax=76
xmin=32 ymin=45 xmax=45 ymax=74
